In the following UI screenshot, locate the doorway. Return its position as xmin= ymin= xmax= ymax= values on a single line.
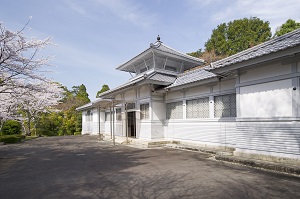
xmin=127 ymin=112 xmax=136 ymax=138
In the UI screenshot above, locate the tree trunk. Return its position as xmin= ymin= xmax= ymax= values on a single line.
xmin=26 ymin=112 xmax=31 ymax=136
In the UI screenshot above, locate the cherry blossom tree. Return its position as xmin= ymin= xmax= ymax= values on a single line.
xmin=0 ymin=20 xmax=52 ymax=93
xmin=0 ymin=20 xmax=62 ymax=133
xmin=17 ymin=81 xmax=63 ymax=135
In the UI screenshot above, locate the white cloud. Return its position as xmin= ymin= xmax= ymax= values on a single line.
xmin=92 ymin=0 xmax=158 ymax=29
xmin=63 ymin=0 xmax=89 ymax=17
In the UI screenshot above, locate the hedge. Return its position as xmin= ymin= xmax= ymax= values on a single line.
xmin=0 ymin=135 xmax=25 ymax=144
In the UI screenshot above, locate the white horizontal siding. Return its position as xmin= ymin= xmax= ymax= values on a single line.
xmin=236 ymin=122 xmax=300 ymax=156
xmin=165 ymin=120 xmax=236 ymax=147
xmin=82 ymin=122 xmax=98 ymax=135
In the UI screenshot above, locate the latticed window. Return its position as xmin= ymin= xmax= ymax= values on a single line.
xmin=127 ymin=103 xmax=135 ymax=110
xmin=186 ymin=97 xmax=209 ymax=118
xmin=116 ymin=108 xmax=122 ymax=121
xmin=140 ymin=103 xmax=149 ymax=120
xmin=85 ymin=110 xmax=93 ymax=122
xmin=214 ymin=93 xmax=236 ymax=117
xmin=166 ymin=101 xmax=183 ymax=119
xmin=105 ymin=112 xmax=110 ymax=121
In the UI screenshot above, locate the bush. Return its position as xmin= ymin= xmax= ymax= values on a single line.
xmin=74 ymin=132 xmax=81 ymax=136
xmin=0 ymin=135 xmax=23 ymax=143
xmin=1 ymin=120 xmax=22 ymax=135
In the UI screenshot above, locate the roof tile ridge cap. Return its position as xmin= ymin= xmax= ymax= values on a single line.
xmin=211 ymin=29 xmax=300 ymax=66
xmin=159 ymin=43 xmax=203 ymax=61
xmin=146 ymin=70 xmax=157 ymax=79
xmin=179 ymin=67 xmax=207 ymax=77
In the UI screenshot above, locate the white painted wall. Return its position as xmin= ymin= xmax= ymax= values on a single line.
xmin=186 ymin=86 xmax=210 ymax=98
xmin=165 ymin=91 xmax=182 ymax=101
xmin=81 ymin=108 xmax=100 ymax=135
xmin=124 ymin=90 xmax=136 ymax=101
xmin=164 ymin=120 xmax=236 ymax=147
xmin=240 ymin=79 xmax=293 ymax=117
xmin=240 ymin=62 xmax=291 ymax=83
xmin=235 ymin=121 xmax=300 ymax=159
xmin=139 ymin=86 xmax=150 ymax=99
xmin=213 ymin=78 xmax=235 ymax=92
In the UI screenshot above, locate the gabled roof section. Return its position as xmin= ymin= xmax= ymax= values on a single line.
xmin=167 ymin=67 xmax=217 ymax=89
xmin=211 ymin=28 xmax=300 ymax=69
xmin=98 ymin=68 xmax=177 ymax=98
xmin=116 ymin=38 xmax=204 ymax=73
xmin=151 ymin=42 xmax=204 ymax=63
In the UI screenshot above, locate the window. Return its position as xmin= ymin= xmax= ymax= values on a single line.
xmin=214 ymin=93 xmax=236 ymax=117
xmin=165 ymin=65 xmax=177 ymax=72
xmin=85 ymin=110 xmax=93 ymax=122
xmin=105 ymin=112 xmax=110 ymax=121
xmin=140 ymin=103 xmax=149 ymax=120
xmin=186 ymin=97 xmax=209 ymax=118
xmin=140 ymin=67 xmax=147 ymax=73
xmin=127 ymin=103 xmax=135 ymax=110
xmin=166 ymin=101 xmax=183 ymax=119
xmin=116 ymin=108 xmax=122 ymax=121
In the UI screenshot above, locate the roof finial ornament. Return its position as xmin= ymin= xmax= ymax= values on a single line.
xmin=150 ymin=35 xmax=162 ymax=48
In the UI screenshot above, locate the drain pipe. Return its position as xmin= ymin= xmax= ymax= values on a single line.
xmin=98 ymin=106 xmax=101 ymax=138
xmin=110 ymin=106 xmax=112 ymax=139
xmin=125 ymin=103 xmax=128 ymax=144
xmin=112 ymin=102 xmax=115 ymax=145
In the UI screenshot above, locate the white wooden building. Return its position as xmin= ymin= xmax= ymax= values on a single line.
xmin=77 ymin=30 xmax=300 ymax=160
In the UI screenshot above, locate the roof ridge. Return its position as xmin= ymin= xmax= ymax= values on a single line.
xmin=178 ymin=66 xmax=206 ymax=77
xmin=211 ymin=28 xmax=300 ymax=68
xmin=158 ymin=43 xmax=204 ymax=62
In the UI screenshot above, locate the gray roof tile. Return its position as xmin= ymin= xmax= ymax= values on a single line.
xmin=211 ymin=28 xmax=300 ymax=69
xmin=167 ymin=68 xmax=217 ymax=88
xmin=149 ymin=73 xmax=176 ymax=83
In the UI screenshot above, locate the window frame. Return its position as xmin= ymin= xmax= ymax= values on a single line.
xmin=140 ymin=103 xmax=149 ymax=120
xmin=166 ymin=101 xmax=183 ymax=119
xmin=214 ymin=93 xmax=236 ymax=118
xmin=186 ymin=97 xmax=210 ymax=119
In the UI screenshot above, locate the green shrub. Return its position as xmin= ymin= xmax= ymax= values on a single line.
xmin=74 ymin=132 xmax=81 ymax=136
xmin=0 ymin=135 xmax=22 ymax=143
xmin=1 ymin=120 xmax=22 ymax=135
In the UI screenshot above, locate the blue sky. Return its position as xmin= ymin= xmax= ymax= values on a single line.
xmin=1 ymin=0 xmax=299 ymax=100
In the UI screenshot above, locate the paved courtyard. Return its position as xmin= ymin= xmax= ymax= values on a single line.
xmin=0 ymin=136 xmax=300 ymax=199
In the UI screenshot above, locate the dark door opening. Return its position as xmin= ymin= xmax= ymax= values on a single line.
xmin=127 ymin=112 xmax=136 ymax=138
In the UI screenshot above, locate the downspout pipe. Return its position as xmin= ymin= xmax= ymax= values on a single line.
xmin=112 ymin=102 xmax=115 ymax=145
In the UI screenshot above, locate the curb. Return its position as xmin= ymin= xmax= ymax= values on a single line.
xmin=215 ymin=155 xmax=300 ymax=175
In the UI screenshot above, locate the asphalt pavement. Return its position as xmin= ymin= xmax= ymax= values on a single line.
xmin=0 ymin=136 xmax=300 ymax=199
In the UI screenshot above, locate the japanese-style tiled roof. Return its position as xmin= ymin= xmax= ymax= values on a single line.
xmin=116 ymin=41 xmax=204 ymax=72
xmin=76 ymin=102 xmax=93 ymax=111
xmin=97 ymin=69 xmax=177 ymax=98
xmin=148 ymin=72 xmax=177 ymax=83
xmin=167 ymin=67 xmax=217 ymax=88
xmin=98 ymin=75 xmax=145 ymax=98
xmin=152 ymin=42 xmax=204 ymax=63
xmin=211 ymin=28 xmax=300 ymax=69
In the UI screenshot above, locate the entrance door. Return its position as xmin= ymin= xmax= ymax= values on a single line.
xmin=127 ymin=112 xmax=136 ymax=138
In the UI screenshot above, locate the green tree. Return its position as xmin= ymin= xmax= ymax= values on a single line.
xmin=36 ymin=112 xmax=62 ymax=136
xmin=96 ymin=84 xmax=110 ymax=98
xmin=274 ymin=19 xmax=300 ymax=37
xmin=36 ymin=84 xmax=90 ymax=136
xmin=72 ymin=84 xmax=90 ymax=104
xmin=187 ymin=49 xmax=202 ymax=58
xmin=205 ymin=17 xmax=272 ymax=56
